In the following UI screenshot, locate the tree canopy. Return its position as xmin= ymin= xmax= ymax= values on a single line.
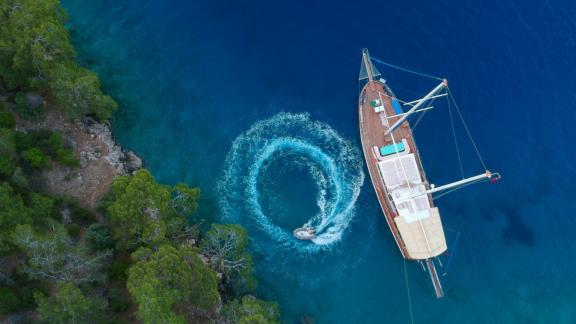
xmin=0 ymin=0 xmax=117 ymax=120
xmin=127 ymin=244 xmax=220 ymax=323
xmin=106 ymin=169 xmax=201 ymax=248
xmin=202 ymin=224 xmax=256 ymax=294
xmin=12 ymin=223 xmax=111 ymax=284
xmin=0 ymin=182 xmax=32 ymax=252
xmin=35 ymin=281 xmax=104 ymax=324
xmin=221 ymin=296 xmax=280 ymax=324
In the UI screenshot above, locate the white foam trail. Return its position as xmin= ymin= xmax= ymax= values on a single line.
xmin=218 ymin=112 xmax=364 ymax=253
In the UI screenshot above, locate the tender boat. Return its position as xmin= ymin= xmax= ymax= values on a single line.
xmin=293 ymin=226 xmax=316 ymax=240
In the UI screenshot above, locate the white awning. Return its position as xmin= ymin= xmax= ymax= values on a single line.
xmin=377 ymin=153 xmax=422 ymax=190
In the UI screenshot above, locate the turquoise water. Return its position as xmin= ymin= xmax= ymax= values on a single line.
xmin=63 ymin=0 xmax=576 ymax=322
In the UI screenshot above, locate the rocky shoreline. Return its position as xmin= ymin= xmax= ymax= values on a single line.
xmin=12 ymin=96 xmax=143 ymax=209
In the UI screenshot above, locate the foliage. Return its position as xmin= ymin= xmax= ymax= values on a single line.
xmin=10 ymin=166 xmax=29 ymax=190
xmin=86 ymin=223 xmax=114 ymax=251
xmin=35 ymin=281 xmax=104 ymax=324
xmin=0 ymin=182 xmax=32 ymax=253
xmin=0 ymin=128 xmax=15 ymax=156
xmin=55 ymin=147 xmax=79 ymax=166
xmin=185 ymin=245 xmax=221 ymax=311
xmin=22 ymin=147 xmax=49 ymax=169
xmin=127 ymin=244 xmax=220 ymax=323
xmin=107 ymin=170 xmax=172 ymax=247
xmin=49 ymin=63 xmax=117 ymax=120
xmin=0 ymin=0 xmax=73 ymax=90
xmin=107 ymin=259 xmax=130 ymax=283
xmin=65 ymin=223 xmax=81 ymax=238
xmin=108 ymin=288 xmax=130 ymax=313
xmin=202 ymin=224 xmax=256 ymax=294
xmin=28 ymin=192 xmax=55 ymax=225
xmin=221 ymin=296 xmax=280 ymax=324
xmin=0 ymin=154 xmax=15 ymax=177
xmin=171 ymin=183 xmax=201 ymax=216
xmin=0 ymin=0 xmax=117 ymax=120
xmin=0 ymin=110 xmax=15 ymax=129
xmin=13 ymin=92 xmax=44 ymax=121
xmin=0 ymin=286 xmax=19 ymax=315
xmin=12 ymin=224 xmax=111 ymax=284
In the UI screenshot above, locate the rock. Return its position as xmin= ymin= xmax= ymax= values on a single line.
xmin=199 ymin=254 xmax=210 ymax=265
xmin=81 ymin=117 xmax=143 ymax=175
xmin=61 ymin=208 xmax=72 ymax=225
xmin=25 ymin=92 xmax=44 ymax=108
xmin=125 ymin=151 xmax=143 ymax=174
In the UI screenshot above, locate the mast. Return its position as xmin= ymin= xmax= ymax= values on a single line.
xmin=361 ymin=48 xmax=375 ymax=82
xmin=385 ymin=79 xmax=448 ymax=135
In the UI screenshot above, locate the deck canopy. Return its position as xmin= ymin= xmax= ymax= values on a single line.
xmin=376 ymin=153 xmax=447 ymax=259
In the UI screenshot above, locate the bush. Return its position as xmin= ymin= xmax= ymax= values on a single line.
xmin=0 ymin=287 xmax=20 ymax=315
xmin=0 ymin=154 xmax=15 ymax=177
xmin=66 ymin=223 xmax=82 ymax=238
xmin=107 ymin=260 xmax=130 ymax=283
xmin=13 ymin=93 xmax=44 ymax=121
xmin=22 ymin=147 xmax=49 ymax=169
xmin=71 ymin=205 xmax=97 ymax=223
xmin=46 ymin=133 xmax=65 ymax=152
xmin=86 ymin=223 xmax=114 ymax=251
xmin=14 ymin=131 xmax=33 ymax=152
xmin=108 ymin=288 xmax=130 ymax=312
xmin=10 ymin=167 xmax=29 ymax=191
xmin=56 ymin=148 xmax=80 ymax=167
xmin=0 ymin=111 xmax=15 ymax=129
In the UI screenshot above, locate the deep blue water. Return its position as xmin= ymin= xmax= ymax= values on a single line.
xmin=62 ymin=0 xmax=576 ymax=322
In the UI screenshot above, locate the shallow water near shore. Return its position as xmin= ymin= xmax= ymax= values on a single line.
xmin=63 ymin=0 xmax=576 ymax=322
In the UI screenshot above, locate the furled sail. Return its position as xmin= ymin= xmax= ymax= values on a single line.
xmin=359 ymin=55 xmax=381 ymax=81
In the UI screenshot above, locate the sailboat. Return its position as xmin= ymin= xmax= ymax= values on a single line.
xmin=358 ymin=48 xmax=500 ymax=298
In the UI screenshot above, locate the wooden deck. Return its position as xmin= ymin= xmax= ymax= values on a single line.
xmin=358 ymin=80 xmax=434 ymax=260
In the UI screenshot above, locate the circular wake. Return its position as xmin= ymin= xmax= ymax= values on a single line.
xmin=218 ymin=112 xmax=364 ymax=253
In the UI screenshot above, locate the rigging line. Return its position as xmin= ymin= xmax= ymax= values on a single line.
xmin=447 ymin=92 xmax=465 ymax=179
xmin=411 ymin=95 xmax=438 ymax=130
xmin=447 ymin=87 xmax=487 ymax=170
xmin=442 ymin=231 xmax=461 ymax=277
xmin=403 ymin=258 xmax=415 ymax=324
xmin=370 ymin=56 xmax=444 ymax=81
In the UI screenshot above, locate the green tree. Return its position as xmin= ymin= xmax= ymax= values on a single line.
xmin=22 ymin=147 xmax=49 ymax=169
xmin=202 ymin=224 xmax=256 ymax=293
xmin=35 ymin=281 xmax=104 ymax=324
xmin=48 ymin=63 xmax=117 ymax=120
xmin=0 ymin=182 xmax=31 ymax=253
xmin=0 ymin=128 xmax=15 ymax=156
xmin=127 ymin=245 xmax=220 ymax=323
xmin=86 ymin=223 xmax=114 ymax=251
xmin=10 ymin=166 xmax=29 ymax=190
xmin=28 ymin=192 xmax=55 ymax=225
xmin=0 ymin=0 xmax=73 ymax=90
xmin=171 ymin=183 xmax=200 ymax=216
xmin=0 ymin=154 xmax=15 ymax=177
xmin=0 ymin=110 xmax=15 ymax=128
xmin=0 ymin=0 xmax=117 ymax=120
xmin=12 ymin=224 xmax=111 ymax=284
xmin=221 ymin=296 xmax=280 ymax=324
xmin=107 ymin=170 xmax=172 ymax=247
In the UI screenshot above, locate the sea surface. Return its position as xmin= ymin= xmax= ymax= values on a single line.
xmin=62 ymin=0 xmax=576 ymax=322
